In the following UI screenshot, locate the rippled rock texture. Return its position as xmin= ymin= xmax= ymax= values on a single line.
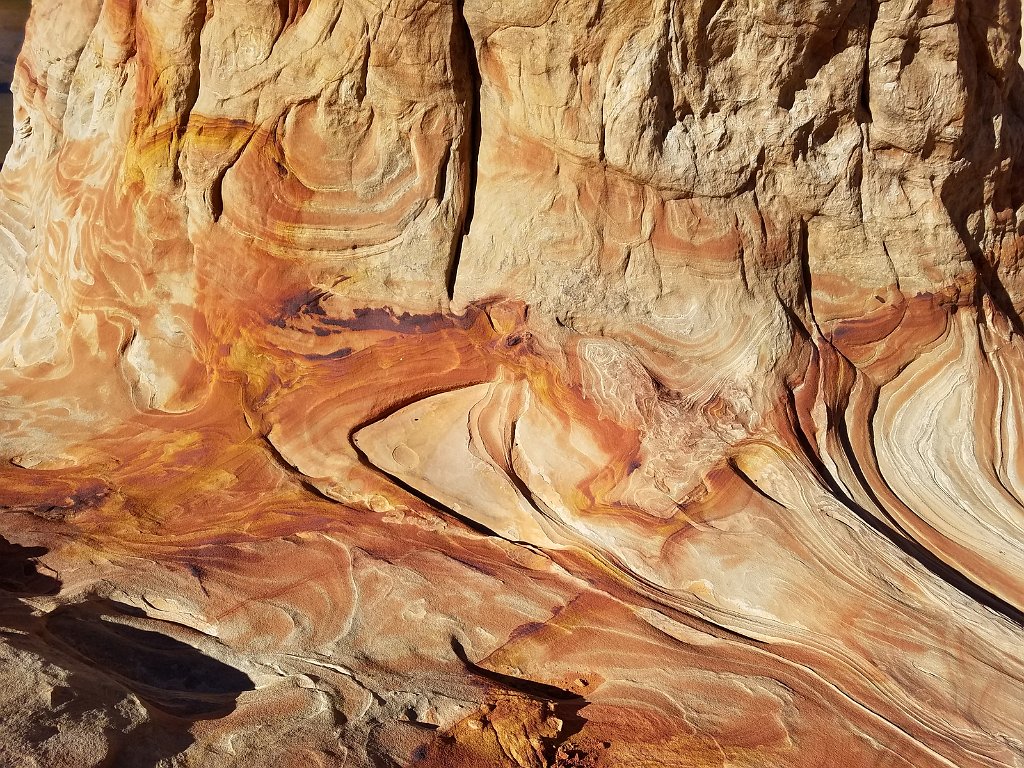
xmin=0 ymin=1 xmax=1023 ymax=766
xmin=0 ymin=2 xmax=29 ymax=157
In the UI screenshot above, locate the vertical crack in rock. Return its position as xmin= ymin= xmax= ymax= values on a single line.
xmin=174 ymin=0 xmax=209 ymax=187
xmin=858 ymin=0 xmax=877 ymax=123
xmin=447 ymin=0 xmax=482 ymax=302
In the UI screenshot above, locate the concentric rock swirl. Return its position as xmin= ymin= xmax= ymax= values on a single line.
xmin=1 ymin=1 xmax=1023 ymax=766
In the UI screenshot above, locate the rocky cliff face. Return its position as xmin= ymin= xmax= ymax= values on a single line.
xmin=0 ymin=2 xmax=30 ymax=157
xmin=0 ymin=1 xmax=1023 ymax=766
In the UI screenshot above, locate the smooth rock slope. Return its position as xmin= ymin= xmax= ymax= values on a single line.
xmin=0 ymin=1 xmax=1023 ymax=766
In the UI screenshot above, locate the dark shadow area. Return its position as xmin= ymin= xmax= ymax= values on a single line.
xmin=446 ymin=0 xmax=481 ymax=301
xmin=0 ymin=1 xmax=30 ymax=159
xmin=0 ymin=534 xmax=60 ymax=596
xmin=0 ymin=533 xmax=251 ymax=762
xmin=44 ymin=599 xmax=254 ymax=718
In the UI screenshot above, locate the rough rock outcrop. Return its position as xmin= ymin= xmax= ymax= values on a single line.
xmin=0 ymin=2 xmax=30 ymax=156
xmin=1 ymin=0 xmax=1023 ymax=766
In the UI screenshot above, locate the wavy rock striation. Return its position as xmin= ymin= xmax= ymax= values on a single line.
xmin=1 ymin=0 xmax=1023 ymax=766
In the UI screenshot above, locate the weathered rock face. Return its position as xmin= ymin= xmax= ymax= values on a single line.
xmin=0 ymin=1 xmax=1023 ymax=766
xmin=0 ymin=2 xmax=30 ymax=157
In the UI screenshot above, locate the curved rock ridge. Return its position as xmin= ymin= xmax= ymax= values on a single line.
xmin=0 ymin=0 xmax=1023 ymax=766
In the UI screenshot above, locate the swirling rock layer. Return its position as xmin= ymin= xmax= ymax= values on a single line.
xmin=1 ymin=1 xmax=1023 ymax=766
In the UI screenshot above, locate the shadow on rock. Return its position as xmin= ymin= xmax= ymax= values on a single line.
xmin=0 ymin=534 xmax=252 ymax=764
xmin=44 ymin=599 xmax=254 ymax=718
xmin=0 ymin=534 xmax=60 ymax=596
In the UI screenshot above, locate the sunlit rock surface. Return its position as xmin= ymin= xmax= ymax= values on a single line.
xmin=1 ymin=1 xmax=1023 ymax=766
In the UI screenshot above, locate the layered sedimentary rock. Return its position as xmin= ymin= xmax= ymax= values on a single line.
xmin=0 ymin=2 xmax=30 ymax=157
xmin=0 ymin=0 xmax=1023 ymax=766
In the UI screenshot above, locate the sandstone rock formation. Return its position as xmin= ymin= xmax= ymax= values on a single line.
xmin=0 ymin=2 xmax=30 ymax=157
xmin=1 ymin=0 xmax=1023 ymax=766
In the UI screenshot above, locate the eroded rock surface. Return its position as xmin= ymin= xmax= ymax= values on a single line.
xmin=1 ymin=0 xmax=1023 ymax=766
